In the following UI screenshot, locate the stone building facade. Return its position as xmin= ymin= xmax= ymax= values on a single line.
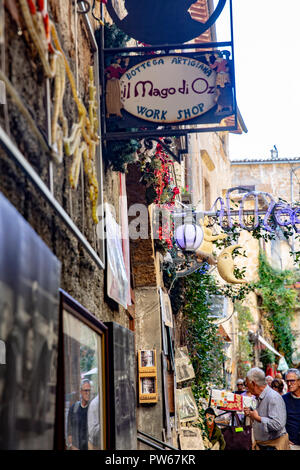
xmin=0 ymin=1 xmax=134 ymax=450
xmin=231 ymin=157 xmax=300 ymax=369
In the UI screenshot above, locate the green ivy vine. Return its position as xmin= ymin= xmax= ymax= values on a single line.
xmin=183 ymin=271 xmax=228 ymax=398
xmin=235 ymin=302 xmax=254 ymax=377
xmin=259 ymin=349 xmax=276 ymax=371
xmin=253 ymin=252 xmax=299 ymax=365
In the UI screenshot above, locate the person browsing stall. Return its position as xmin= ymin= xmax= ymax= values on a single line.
xmin=244 ymin=367 xmax=289 ymax=450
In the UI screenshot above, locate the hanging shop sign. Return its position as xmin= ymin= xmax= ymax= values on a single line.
xmin=105 ymin=0 xmax=226 ymax=45
xmin=120 ymin=55 xmax=217 ymax=124
xmin=105 ymin=52 xmax=235 ymax=130
xmin=205 ymin=187 xmax=300 ymax=233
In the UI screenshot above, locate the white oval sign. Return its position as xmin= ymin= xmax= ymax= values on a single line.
xmin=119 ymin=55 xmax=217 ymax=124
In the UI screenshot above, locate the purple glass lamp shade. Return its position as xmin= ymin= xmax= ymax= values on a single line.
xmin=175 ymin=223 xmax=204 ymax=252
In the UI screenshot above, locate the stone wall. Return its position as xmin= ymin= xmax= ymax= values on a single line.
xmin=0 ymin=2 xmax=129 ymax=327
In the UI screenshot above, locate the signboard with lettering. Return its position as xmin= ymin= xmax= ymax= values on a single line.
xmin=101 ymin=0 xmax=237 ymax=138
xmin=120 ymin=55 xmax=217 ymax=124
xmin=105 ymin=52 xmax=235 ymax=131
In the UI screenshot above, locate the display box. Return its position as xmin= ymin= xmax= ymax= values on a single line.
xmin=138 ymin=350 xmax=158 ymax=404
xmin=138 ymin=376 xmax=158 ymax=404
xmin=138 ymin=350 xmax=157 ymax=374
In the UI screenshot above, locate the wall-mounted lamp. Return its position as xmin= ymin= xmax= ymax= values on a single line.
xmin=174 ymin=223 xmax=203 ymax=252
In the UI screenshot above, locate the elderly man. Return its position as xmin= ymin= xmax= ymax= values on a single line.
xmin=244 ymin=367 xmax=289 ymax=450
xmin=67 ymin=379 xmax=91 ymax=450
xmin=283 ymin=368 xmax=300 ymax=450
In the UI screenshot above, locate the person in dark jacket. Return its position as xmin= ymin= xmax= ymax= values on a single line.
xmin=205 ymin=407 xmax=226 ymax=450
xmin=67 ymin=379 xmax=91 ymax=450
xmin=282 ymin=368 xmax=300 ymax=450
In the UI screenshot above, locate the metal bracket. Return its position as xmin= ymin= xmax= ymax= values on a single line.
xmin=143 ymin=135 xmax=189 ymax=163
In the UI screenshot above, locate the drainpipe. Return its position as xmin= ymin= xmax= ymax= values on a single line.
xmin=207 ymin=0 xmax=218 ymax=42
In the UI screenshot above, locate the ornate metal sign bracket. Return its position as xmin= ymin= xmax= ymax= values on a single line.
xmin=98 ymin=0 xmax=238 ymax=143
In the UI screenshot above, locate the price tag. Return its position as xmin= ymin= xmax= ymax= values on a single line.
xmin=235 ymin=427 xmax=244 ymax=433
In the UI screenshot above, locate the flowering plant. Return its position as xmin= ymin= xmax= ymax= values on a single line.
xmin=138 ymin=141 xmax=179 ymax=251
xmin=139 ymin=142 xmax=180 ymax=205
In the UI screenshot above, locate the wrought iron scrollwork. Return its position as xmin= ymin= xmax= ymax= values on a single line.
xmin=163 ymin=244 xmax=208 ymax=279
xmin=143 ymin=135 xmax=188 ymax=163
xmin=143 ymin=137 xmax=177 ymax=162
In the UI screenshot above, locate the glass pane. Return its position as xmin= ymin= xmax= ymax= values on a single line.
xmin=207 ymin=295 xmax=228 ymax=318
xmin=0 ymin=192 xmax=61 ymax=450
xmin=63 ymin=310 xmax=103 ymax=450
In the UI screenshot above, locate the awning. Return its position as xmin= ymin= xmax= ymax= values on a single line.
xmin=218 ymin=324 xmax=232 ymax=342
xmin=257 ymin=335 xmax=282 ymax=357
xmin=82 ymin=367 xmax=98 ymax=377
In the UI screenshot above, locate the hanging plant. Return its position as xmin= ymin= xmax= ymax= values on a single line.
xmin=260 ymin=349 xmax=276 ymax=371
xmin=138 ymin=142 xmax=180 ymax=205
xmin=94 ymin=21 xmax=131 ymax=51
xmin=235 ymin=302 xmax=254 ymax=377
xmin=102 ymin=137 xmax=141 ymax=172
xmin=183 ymin=271 xmax=227 ymax=398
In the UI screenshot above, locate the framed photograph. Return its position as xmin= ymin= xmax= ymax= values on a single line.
xmin=139 ymin=376 xmax=158 ymax=403
xmin=175 ymin=347 xmax=195 ymax=384
xmin=179 ymin=428 xmax=205 ymax=451
xmin=138 ymin=349 xmax=157 ymax=374
xmin=141 ymin=377 xmax=155 ymax=394
xmin=176 ymin=387 xmax=199 ymax=423
xmin=159 ymin=289 xmax=173 ymax=328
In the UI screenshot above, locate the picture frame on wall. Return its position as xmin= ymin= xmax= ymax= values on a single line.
xmin=176 ymin=387 xmax=199 ymax=423
xmin=175 ymin=346 xmax=195 ymax=384
xmin=138 ymin=349 xmax=157 ymax=374
xmin=0 ymin=193 xmax=61 ymax=450
xmin=138 ymin=349 xmax=158 ymax=404
xmin=159 ymin=288 xmax=173 ymax=328
xmin=141 ymin=377 xmax=156 ymax=394
xmin=59 ymin=290 xmax=108 ymax=450
xmin=139 ymin=376 xmax=158 ymax=404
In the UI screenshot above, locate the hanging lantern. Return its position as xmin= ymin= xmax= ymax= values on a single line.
xmin=175 ymin=223 xmax=203 ymax=252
